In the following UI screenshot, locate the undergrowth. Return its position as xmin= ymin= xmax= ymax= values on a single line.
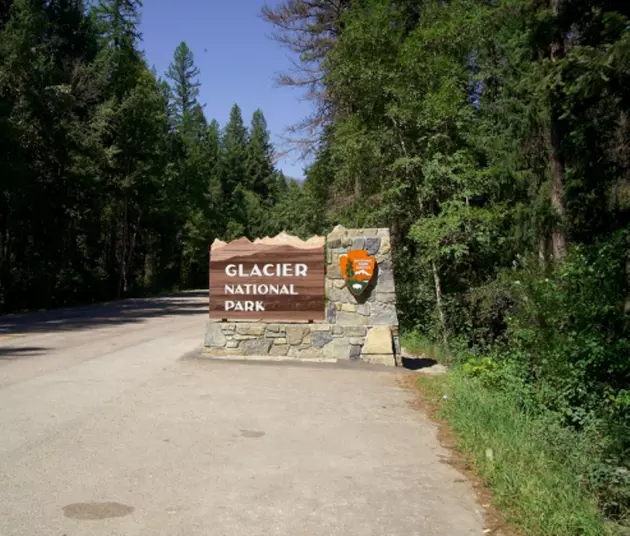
xmin=416 ymin=373 xmax=615 ymax=535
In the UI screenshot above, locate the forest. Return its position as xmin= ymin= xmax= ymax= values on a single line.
xmin=0 ymin=0 xmax=294 ymax=312
xmin=262 ymin=0 xmax=630 ymax=531
xmin=1 ymin=0 xmax=630 ymax=532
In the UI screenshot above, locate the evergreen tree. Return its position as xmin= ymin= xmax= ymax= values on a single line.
xmin=264 ymin=0 xmax=630 ymax=519
xmin=165 ymin=41 xmax=201 ymax=127
xmin=93 ymin=0 xmax=143 ymax=96
xmin=94 ymin=0 xmax=142 ymax=48
xmin=245 ymin=109 xmax=275 ymax=200
xmin=218 ymin=104 xmax=248 ymax=238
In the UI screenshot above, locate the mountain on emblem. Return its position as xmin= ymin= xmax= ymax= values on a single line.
xmin=340 ymin=249 xmax=376 ymax=297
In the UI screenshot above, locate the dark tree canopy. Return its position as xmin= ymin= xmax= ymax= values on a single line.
xmin=262 ymin=0 xmax=630 ymax=523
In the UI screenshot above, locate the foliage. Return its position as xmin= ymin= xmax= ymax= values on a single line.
xmin=418 ymin=373 xmax=613 ymax=535
xmin=265 ymin=0 xmax=630 ymax=526
xmin=0 ymin=1 xmax=291 ymax=311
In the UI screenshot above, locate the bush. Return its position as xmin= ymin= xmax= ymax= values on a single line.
xmin=427 ymin=372 xmax=612 ymax=535
xmin=462 ymin=235 xmax=630 ymax=521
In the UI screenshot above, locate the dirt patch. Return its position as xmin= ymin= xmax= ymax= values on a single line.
xmin=241 ymin=429 xmax=266 ymax=438
xmin=62 ymin=501 xmax=134 ymax=520
xmin=397 ymin=372 xmax=520 ymax=536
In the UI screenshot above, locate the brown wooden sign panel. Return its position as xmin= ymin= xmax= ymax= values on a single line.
xmin=209 ymin=233 xmax=326 ymax=321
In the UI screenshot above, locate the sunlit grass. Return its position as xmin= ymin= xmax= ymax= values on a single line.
xmin=417 ymin=373 xmax=612 ymax=535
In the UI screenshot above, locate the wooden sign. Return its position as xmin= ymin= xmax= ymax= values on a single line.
xmin=340 ymin=250 xmax=376 ymax=296
xmin=209 ymin=232 xmax=326 ymax=321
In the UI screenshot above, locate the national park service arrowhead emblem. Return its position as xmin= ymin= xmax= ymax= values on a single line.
xmin=340 ymin=250 xmax=376 ymax=297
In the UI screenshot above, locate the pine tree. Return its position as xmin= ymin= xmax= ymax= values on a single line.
xmin=94 ymin=0 xmax=142 ymax=49
xmin=93 ymin=0 xmax=143 ymax=98
xmin=165 ymin=41 xmax=201 ymax=126
xmin=219 ymin=104 xmax=247 ymax=201
xmin=246 ymin=109 xmax=275 ymax=200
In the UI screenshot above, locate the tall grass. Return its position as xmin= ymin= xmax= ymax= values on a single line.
xmin=401 ymin=331 xmax=453 ymax=363
xmin=418 ymin=373 xmax=613 ymax=535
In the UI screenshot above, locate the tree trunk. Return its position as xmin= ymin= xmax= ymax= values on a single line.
xmin=117 ymin=198 xmax=128 ymax=299
xmin=432 ymin=260 xmax=448 ymax=344
xmin=538 ymin=236 xmax=549 ymax=266
xmin=549 ymin=0 xmax=567 ymax=261
xmin=354 ymin=173 xmax=361 ymax=199
xmin=124 ymin=210 xmax=141 ymax=295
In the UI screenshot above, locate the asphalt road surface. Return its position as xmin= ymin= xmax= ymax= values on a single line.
xmin=0 ymin=291 xmax=486 ymax=535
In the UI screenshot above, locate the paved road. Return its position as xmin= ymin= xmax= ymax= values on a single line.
xmin=0 ymin=292 xmax=485 ymax=535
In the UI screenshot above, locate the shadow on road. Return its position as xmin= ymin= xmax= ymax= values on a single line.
xmin=401 ymin=357 xmax=438 ymax=370
xmin=0 ymin=346 xmax=49 ymax=360
xmin=0 ymin=291 xmax=208 ymax=336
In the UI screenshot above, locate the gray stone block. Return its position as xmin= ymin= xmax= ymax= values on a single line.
xmin=377 ymin=270 xmax=396 ymax=293
xmin=375 ymin=292 xmax=397 ymax=304
xmin=379 ymin=234 xmax=391 ymax=253
xmin=344 ymin=326 xmax=367 ymax=338
xmin=241 ymin=338 xmax=272 ymax=355
xmin=362 ymin=326 xmax=393 ymax=355
xmin=352 ymin=237 xmax=365 ymax=250
xmin=365 ymin=237 xmax=381 ymax=255
xmin=349 ymin=345 xmax=362 ymax=360
xmin=269 ymin=345 xmax=289 ymax=357
xmin=327 ymin=224 xmax=347 ymax=240
xmin=237 ymin=324 xmax=265 ymax=336
xmin=370 ymin=303 xmax=399 ymax=325
xmin=327 ymin=238 xmax=341 ymax=249
xmin=323 ymin=338 xmax=349 ymax=359
xmin=363 ymin=354 xmax=396 ymax=366
xmin=326 ymin=287 xmax=347 ymax=302
xmin=341 ymin=237 xmax=353 ymax=247
xmin=331 ymin=325 xmax=344 ymax=337
xmin=327 ymin=265 xmax=342 ymax=279
xmin=393 ymin=335 xmax=401 ymax=356
xmin=312 ymin=331 xmax=333 ymax=348
xmin=205 ymin=322 xmax=226 ymax=348
xmin=298 ymin=347 xmax=324 ymax=359
xmin=336 ymin=311 xmax=369 ymax=325
xmin=226 ymin=341 xmax=239 ymax=349
xmin=357 ymin=303 xmax=370 ymax=316
xmin=361 ymin=228 xmax=379 ymax=237
xmin=234 ymin=334 xmax=256 ymax=341
xmin=327 ymin=302 xmax=337 ymax=323
xmin=265 ymin=331 xmax=287 ymax=338
xmin=286 ymin=325 xmax=308 ymax=345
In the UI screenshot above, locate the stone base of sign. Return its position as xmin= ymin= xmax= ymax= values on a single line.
xmin=203 ymin=225 xmax=400 ymax=366
xmin=204 ymin=320 xmax=396 ymax=366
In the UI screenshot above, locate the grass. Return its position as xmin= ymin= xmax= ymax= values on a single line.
xmin=415 ymin=372 xmax=613 ymax=536
xmin=401 ymin=331 xmax=452 ymax=363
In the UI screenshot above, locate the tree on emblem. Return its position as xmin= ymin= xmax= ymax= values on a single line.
xmin=345 ymin=257 xmax=355 ymax=280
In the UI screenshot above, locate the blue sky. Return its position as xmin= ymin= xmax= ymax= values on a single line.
xmin=139 ymin=0 xmax=312 ymax=180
